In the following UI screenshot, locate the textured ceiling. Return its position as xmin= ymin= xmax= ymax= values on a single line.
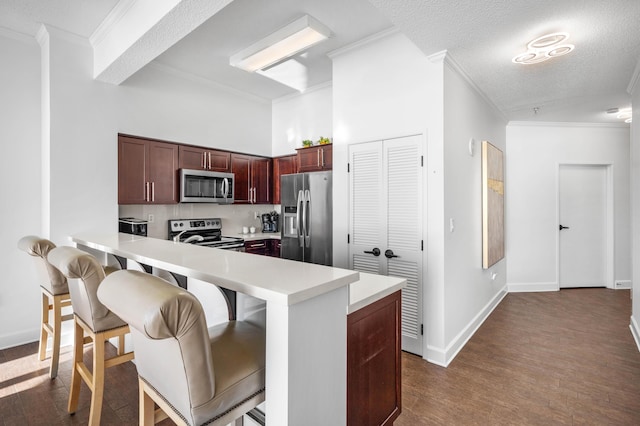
xmin=1 ymin=0 xmax=639 ymax=124
xmin=0 ymin=0 xmax=119 ymax=38
xmin=368 ymin=0 xmax=640 ymax=123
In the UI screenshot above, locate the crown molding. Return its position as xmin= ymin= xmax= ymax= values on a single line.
xmin=628 ymin=57 xmax=640 ymax=95
xmin=272 ymin=81 xmax=332 ymax=104
xmin=147 ymin=61 xmax=271 ymax=105
xmin=441 ymin=50 xmax=508 ymax=123
xmin=89 ymin=0 xmax=136 ymax=47
xmin=327 ymin=26 xmax=399 ymax=59
xmin=0 ymin=25 xmax=37 ymax=44
xmin=508 ymin=121 xmax=630 ymax=129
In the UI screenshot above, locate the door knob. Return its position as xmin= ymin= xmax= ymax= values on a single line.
xmin=364 ymin=248 xmax=381 ymax=256
xmin=384 ymin=249 xmax=399 ymax=259
xmin=559 ymin=224 xmax=570 ymax=231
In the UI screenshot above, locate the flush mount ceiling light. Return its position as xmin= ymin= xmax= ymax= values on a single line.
xmin=512 ymin=32 xmax=574 ymax=65
xmin=230 ymin=15 xmax=331 ymax=73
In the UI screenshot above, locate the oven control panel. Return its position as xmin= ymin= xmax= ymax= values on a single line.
xmin=169 ymin=218 xmax=222 ymax=231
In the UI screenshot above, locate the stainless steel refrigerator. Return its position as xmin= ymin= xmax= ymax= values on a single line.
xmin=280 ymin=171 xmax=332 ymax=266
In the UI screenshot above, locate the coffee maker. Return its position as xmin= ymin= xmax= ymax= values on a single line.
xmin=261 ymin=212 xmax=280 ymax=233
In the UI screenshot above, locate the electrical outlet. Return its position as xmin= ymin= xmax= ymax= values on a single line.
xmin=254 ymin=211 xmax=260 ymax=219
xmin=148 ymin=214 xmax=154 ymax=223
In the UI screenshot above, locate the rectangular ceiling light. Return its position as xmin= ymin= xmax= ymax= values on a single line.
xmin=230 ymin=15 xmax=331 ymax=72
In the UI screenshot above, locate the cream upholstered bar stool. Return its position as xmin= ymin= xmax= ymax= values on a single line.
xmin=48 ymin=246 xmax=134 ymax=426
xmin=97 ymin=270 xmax=266 ymax=426
xmin=17 ymin=235 xmax=73 ymax=379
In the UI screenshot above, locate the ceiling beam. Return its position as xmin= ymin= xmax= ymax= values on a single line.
xmin=92 ymin=0 xmax=234 ymax=85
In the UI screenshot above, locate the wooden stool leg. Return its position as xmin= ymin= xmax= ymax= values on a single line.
xmin=49 ymin=295 xmax=62 ymax=379
xmin=117 ymin=334 xmax=125 ymax=356
xmin=38 ymin=291 xmax=49 ymax=361
xmin=88 ymin=334 xmax=106 ymax=426
xmin=139 ymin=378 xmax=155 ymax=426
xmin=68 ymin=318 xmax=84 ymax=414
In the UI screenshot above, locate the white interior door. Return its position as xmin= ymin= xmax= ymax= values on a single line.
xmin=349 ymin=135 xmax=423 ymax=355
xmin=559 ymin=165 xmax=607 ymax=288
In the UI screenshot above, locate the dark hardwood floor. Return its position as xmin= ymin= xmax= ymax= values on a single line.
xmin=1 ymin=288 xmax=639 ymax=425
xmin=397 ymin=288 xmax=640 ymax=425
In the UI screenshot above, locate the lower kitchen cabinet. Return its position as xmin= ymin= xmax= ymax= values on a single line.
xmin=347 ymin=291 xmax=401 ymax=426
xmin=244 ymin=239 xmax=280 ymax=257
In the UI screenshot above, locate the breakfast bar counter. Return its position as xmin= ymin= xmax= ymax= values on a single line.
xmin=71 ymin=231 xmax=405 ymax=425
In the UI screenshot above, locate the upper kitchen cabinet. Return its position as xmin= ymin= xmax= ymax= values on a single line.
xmin=296 ymin=144 xmax=332 ymax=172
xmin=179 ymin=145 xmax=230 ymax=172
xmin=118 ymin=135 xmax=179 ymax=205
xmin=272 ymin=154 xmax=297 ymax=205
xmin=231 ymin=153 xmax=272 ymax=204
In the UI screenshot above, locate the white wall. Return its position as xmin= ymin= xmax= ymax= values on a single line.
xmin=506 ymin=123 xmax=630 ymax=292
xmin=630 ymin=61 xmax=640 ymax=348
xmin=0 ymin=26 xmax=271 ymax=349
xmin=333 ymin=30 xmax=504 ymax=365
xmin=441 ymin=60 xmax=508 ymax=358
xmin=271 ymin=83 xmax=332 ymax=157
xmin=0 ymin=31 xmax=42 ymax=348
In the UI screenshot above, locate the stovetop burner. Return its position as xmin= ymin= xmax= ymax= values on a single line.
xmin=168 ymin=218 xmax=244 ymax=250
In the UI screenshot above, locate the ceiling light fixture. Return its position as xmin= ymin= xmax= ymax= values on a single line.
xmin=512 ymin=32 xmax=574 ymax=65
xmin=230 ymin=15 xmax=331 ymax=73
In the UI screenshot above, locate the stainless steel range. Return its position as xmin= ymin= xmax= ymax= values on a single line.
xmin=168 ymin=218 xmax=245 ymax=251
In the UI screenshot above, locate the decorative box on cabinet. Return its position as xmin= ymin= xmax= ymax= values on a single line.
xmin=118 ymin=135 xmax=179 ymax=204
xmin=231 ymin=154 xmax=272 ymax=204
xmin=273 ymin=154 xmax=297 ymax=205
xmin=347 ymin=290 xmax=401 ymax=426
xmin=179 ymin=145 xmax=230 ymax=172
xmin=296 ymin=144 xmax=332 ymax=172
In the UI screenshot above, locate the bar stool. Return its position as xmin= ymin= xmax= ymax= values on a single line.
xmin=17 ymin=235 xmax=72 ymax=379
xmin=48 ymin=246 xmax=134 ymax=426
xmin=98 ymin=270 xmax=265 ymax=426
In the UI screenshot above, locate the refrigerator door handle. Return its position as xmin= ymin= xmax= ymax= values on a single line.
xmin=304 ymin=189 xmax=311 ymax=248
xmin=297 ymin=190 xmax=304 ymax=247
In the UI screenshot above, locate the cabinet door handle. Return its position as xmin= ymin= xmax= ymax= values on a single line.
xmin=208 ymin=152 xmax=212 ymax=169
xmin=151 ymin=182 xmax=155 ymax=202
xmin=317 ymin=149 xmax=320 ymax=167
xmin=202 ymin=152 xmax=206 ymax=169
xmin=145 ymin=182 xmax=150 ymax=202
xmin=250 ymin=243 xmax=266 ymax=248
xmin=321 ymin=149 xmax=324 ymax=167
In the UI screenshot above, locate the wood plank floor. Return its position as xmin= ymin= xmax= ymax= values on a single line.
xmin=1 ymin=288 xmax=639 ymax=425
xmin=397 ymin=288 xmax=640 ymax=425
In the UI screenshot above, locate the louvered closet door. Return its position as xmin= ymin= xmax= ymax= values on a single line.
xmin=348 ymin=135 xmax=424 ymax=356
xmin=384 ymin=136 xmax=423 ymax=355
xmin=349 ymin=142 xmax=384 ymax=274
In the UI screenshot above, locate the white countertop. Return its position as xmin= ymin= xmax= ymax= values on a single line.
xmin=71 ymin=232 xmax=357 ymax=306
xmin=348 ymin=272 xmax=406 ymax=314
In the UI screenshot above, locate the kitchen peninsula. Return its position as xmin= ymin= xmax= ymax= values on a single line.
xmin=71 ymin=231 xmax=405 ymax=426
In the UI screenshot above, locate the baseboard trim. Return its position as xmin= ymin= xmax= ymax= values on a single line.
xmin=426 ymin=285 xmax=508 ymax=367
xmin=508 ymin=282 xmax=558 ymax=293
xmin=630 ymin=315 xmax=640 ymax=352
xmin=0 ymin=328 xmax=39 ymax=351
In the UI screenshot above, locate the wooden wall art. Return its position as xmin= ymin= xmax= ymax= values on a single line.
xmin=482 ymin=140 xmax=504 ymax=269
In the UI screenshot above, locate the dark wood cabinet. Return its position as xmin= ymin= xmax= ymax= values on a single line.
xmin=244 ymin=239 xmax=280 ymax=257
xmin=272 ymin=154 xmax=297 ymax=205
xmin=297 ymin=144 xmax=332 ymax=172
xmin=244 ymin=239 xmax=269 ymax=255
xmin=347 ymin=291 xmax=401 ymax=426
xmin=231 ymin=154 xmax=272 ymax=204
xmin=179 ymin=145 xmax=230 ymax=172
xmin=118 ymin=135 xmax=179 ymax=204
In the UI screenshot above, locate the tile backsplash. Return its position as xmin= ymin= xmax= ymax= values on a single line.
xmin=119 ymin=204 xmax=281 ymax=239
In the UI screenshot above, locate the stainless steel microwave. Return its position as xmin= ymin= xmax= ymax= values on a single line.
xmin=179 ymin=169 xmax=234 ymax=203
